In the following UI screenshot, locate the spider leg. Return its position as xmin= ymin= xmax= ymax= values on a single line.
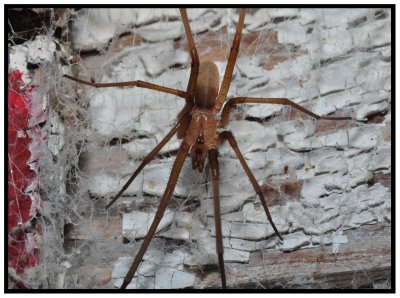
xmin=179 ymin=9 xmax=199 ymax=100
xmin=208 ymin=149 xmax=227 ymax=289
xmin=219 ymin=131 xmax=283 ymax=241
xmin=120 ymin=142 xmax=190 ymax=289
xmin=63 ymin=74 xmax=188 ymax=99
xmin=220 ymin=97 xmax=352 ymax=128
xmin=214 ymin=9 xmax=246 ymax=111
xmin=176 ymin=9 xmax=199 ymax=123
xmin=106 ymin=115 xmax=189 ymax=209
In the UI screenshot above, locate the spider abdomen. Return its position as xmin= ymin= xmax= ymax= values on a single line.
xmin=194 ymin=61 xmax=220 ymax=109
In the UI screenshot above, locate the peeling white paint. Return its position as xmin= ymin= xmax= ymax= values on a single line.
xmin=155 ymin=268 xmax=196 ymax=289
xmin=65 ymin=8 xmax=391 ymax=289
xmin=122 ymin=210 xmax=175 ymax=239
xmin=282 ymin=231 xmax=311 ymax=252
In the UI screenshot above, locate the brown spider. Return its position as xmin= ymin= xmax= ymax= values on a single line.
xmin=64 ymin=8 xmax=351 ymax=289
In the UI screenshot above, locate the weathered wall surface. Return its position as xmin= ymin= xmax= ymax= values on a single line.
xmin=65 ymin=8 xmax=391 ymax=289
xmin=21 ymin=8 xmax=391 ymax=289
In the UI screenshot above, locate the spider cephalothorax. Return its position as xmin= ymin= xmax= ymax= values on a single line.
xmin=185 ymin=107 xmax=218 ymax=172
xmin=64 ymin=8 xmax=351 ymax=289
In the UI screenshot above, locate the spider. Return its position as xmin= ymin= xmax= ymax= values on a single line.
xmin=64 ymin=8 xmax=352 ymax=289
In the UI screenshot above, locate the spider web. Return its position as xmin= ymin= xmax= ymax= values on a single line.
xmin=7 ymin=8 xmax=391 ymax=290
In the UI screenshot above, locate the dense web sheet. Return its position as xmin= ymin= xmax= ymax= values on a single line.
xmin=8 ymin=8 xmax=391 ymax=289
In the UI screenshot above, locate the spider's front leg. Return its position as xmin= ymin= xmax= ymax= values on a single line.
xmin=105 ymin=118 xmax=185 ymax=209
xmin=208 ymin=149 xmax=227 ymax=289
xmin=219 ymin=131 xmax=283 ymax=241
xmin=120 ymin=142 xmax=190 ymax=289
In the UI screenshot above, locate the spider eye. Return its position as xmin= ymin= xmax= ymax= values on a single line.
xmin=197 ymin=136 xmax=204 ymax=144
